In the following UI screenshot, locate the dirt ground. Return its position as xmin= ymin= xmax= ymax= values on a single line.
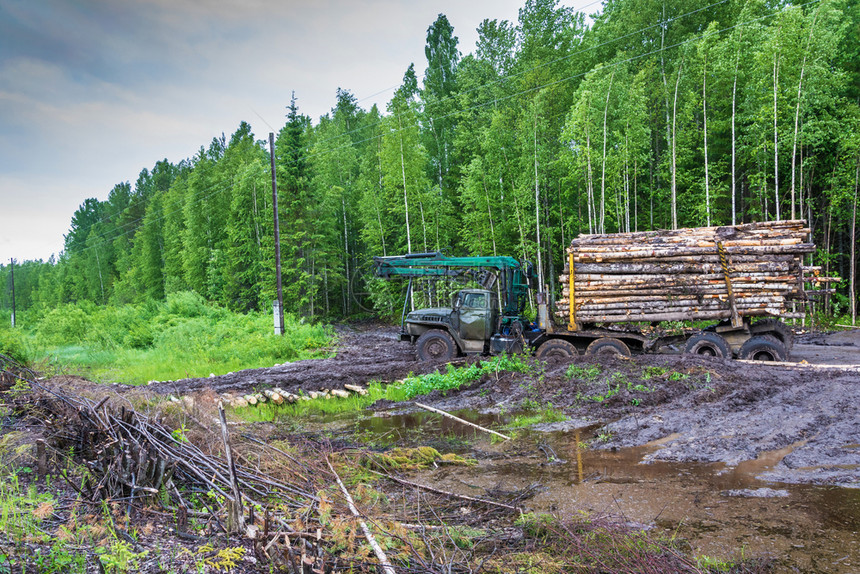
xmin=139 ymin=324 xmax=860 ymax=487
xmin=8 ymin=324 xmax=860 ymax=573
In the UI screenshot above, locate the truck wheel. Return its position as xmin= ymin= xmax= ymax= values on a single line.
xmin=753 ymin=319 xmax=794 ymax=356
xmin=585 ymin=338 xmax=631 ymax=358
xmin=685 ymin=332 xmax=732 ymax=358
xmin=536 ymin=339 xmax=578 ymax=360
xmin=416 ymin=330 xmax=457 ymax=362
xmin=738 ymin=334 xmax=786 ymax=362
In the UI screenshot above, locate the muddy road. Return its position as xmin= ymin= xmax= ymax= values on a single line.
xmin=143 ymin=325 xmax=860 ymax=486
xmin=63 ymin=325 xmax=860 ymax=571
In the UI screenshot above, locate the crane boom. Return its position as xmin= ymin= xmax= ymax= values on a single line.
xmin=372 ymin=252 xmax=533 ymax=317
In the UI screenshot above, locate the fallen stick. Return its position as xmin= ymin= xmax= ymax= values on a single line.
xmin=368 ymin=469 xmax=521 ymax=512
xmin=414 ymin=402 xmax=510 ymax=440
xmin=218 ymin=402 xmax=245 ymax=533
xmin=734 ymin=359 xmax=860 ymax=371
xmin=326 ymin=458 xmax=396 ymax=574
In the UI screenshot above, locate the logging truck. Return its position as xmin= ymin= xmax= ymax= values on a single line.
xmin=373 ymin=221 xmax=831 ymax=363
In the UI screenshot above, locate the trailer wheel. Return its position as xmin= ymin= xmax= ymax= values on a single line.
xmin=738 ymin=334 xmax=786 ymax=362
xmin=536 ymin=339 xmax=578 ymax=360
xmin=685 ymin=332 xmax=732 ymax=359
xmin=585 ymin=338 xmax=631 ymax=358
xmin=753 ymin=319 xmax=794 ymax=356
xmin=416 ymin=330 xmax=457 ymax=362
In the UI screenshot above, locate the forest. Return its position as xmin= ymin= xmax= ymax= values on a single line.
xmin=2 ymin=0 xmax=859 ymax=323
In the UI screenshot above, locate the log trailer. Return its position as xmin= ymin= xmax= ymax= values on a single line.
xmin=373 ymin=221 xmax=832 ymax=362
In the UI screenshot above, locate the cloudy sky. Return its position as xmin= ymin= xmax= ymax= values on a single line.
xmin=0 ymin=0 xmax=591 ymax=263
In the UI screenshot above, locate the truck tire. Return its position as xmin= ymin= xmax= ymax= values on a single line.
xmin=685 ymin=332 xmax=732 ymax=359
xmin=585 ymin=337 xmax=631 ymax=358
xmin=753 ymin=318 xmax=794 ymax=356
xmin=738 ymin=334 xmax=786 ymax=362
xmin=535 ymin=339 xmax=578 ymax=360
xmin=416 ymin=330 xmax=457 ymax=362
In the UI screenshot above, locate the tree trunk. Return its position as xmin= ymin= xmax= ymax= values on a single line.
xmin=534 ymin=101 xmax=544 ymax=293
xmin=397 ymin=115 xmax=412 ymax=254
xmin=601 ymin=72 xmax=615 ymax=234
xmin=731 ymin=30 xmax=742 ymax=226
xmin=773 ymin=48 xmax=781 ymax=220
xmin=852 ymin=153 xmax=859 ymax=325
xmin=482 ymin=171 xmax=497 ymax=256
xmin=790 ymin=8 xmax=820 ymax=219
xmin=671 ymin=60 xmax=683 ymax=229
xmin=703 ymin=52 xmax=711 ymax=227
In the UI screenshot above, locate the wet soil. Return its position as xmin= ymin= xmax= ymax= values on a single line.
xmin=138 ymin=325 xmax=860 ymax=487
xmin=145 ymin=325 xmax=441 ymax=396
xmin=33 ymin=324 xmax=860 ymax=571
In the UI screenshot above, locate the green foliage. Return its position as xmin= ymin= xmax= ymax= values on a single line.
xmin=566 ymin=363 xmax=601 ymax=381
xmin=507 ymin=405 xmax=567 ymax=428
xmin=0 ymin=327 xmax=30 ymax=365
xmin=400 ymin=355 xmax=532 ymax=399
xmin=13 ymin=294 xmax=332 ymax=384
xmin=1 ymin=0 xmax=857 ymax=324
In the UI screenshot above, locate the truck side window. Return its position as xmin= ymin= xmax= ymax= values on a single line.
xmin=463 ymin=293 xmax=486 ymax=308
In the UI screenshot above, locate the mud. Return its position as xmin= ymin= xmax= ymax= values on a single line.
xmin=140 ymin=325 xmax=860 ymax=487
xmin=37 ymin=324 xmax=860 ymax=571
xmin=146 ymin=324 xmax=440 ymax=395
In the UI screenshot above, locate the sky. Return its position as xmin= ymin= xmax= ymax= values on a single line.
xmin=0 ymin=0 xmax=593 ymax=263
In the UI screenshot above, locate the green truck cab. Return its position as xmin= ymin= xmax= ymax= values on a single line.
xmin=402 ymin=289 xmax=505 ymax=360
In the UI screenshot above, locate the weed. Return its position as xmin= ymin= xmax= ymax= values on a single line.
xmin=596 ymin=431 xmax=614 ymax=443
xmin=507 ymin=406 xmax=567 ymax=428
xmin=566 ymin=364 xmax=601 ymax=381
xmin=232 ymin=356 xmax=532 ymax=422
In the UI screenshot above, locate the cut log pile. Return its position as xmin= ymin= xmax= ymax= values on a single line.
xmin=557 ymin=220 xmax=828 ymax=325
xmin=217 ymin=384 xmax=368 ymax=408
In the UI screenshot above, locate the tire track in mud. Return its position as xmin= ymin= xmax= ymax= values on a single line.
xmin=146 ymin=326 xmax=434 ymax=396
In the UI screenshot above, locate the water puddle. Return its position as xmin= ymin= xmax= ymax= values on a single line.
xmin=299 ymin=408 xmax=859 ymax=571
xmin=422 ymin=424 xmax=859 ymax=573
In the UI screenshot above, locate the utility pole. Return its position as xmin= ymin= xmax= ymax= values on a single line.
xmin=270 ymin=133 xmax=285 ymax=336
xmin=9 ymin=258 xmax=16 ymax=328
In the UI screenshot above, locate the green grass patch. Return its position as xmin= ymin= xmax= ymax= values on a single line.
xmin=566 ymin=363 xmax=601 ymax=381
xmin=507 ymin=405 xmax=567 ymax=428
xmin=4 ymin=292 xmax=332 ymax=384
xmin=231 ymin=354 xmax=534 ymax=422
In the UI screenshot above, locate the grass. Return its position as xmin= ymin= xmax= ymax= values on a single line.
xmin=507 ymin=405 xmax=568 ymax=428
xmin=232 ymin=354 xmax=535 ymax=422
xmin=0 ymin=292 xmax=332 ymax=384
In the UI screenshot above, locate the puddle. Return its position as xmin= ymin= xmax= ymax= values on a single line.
xmin=356 ymin=409 xmax=508 ymax=449
xmin=293 ymin=408 xmax=859 ymax=571
xmin=418 ymin=427 xmax=860 ymax=573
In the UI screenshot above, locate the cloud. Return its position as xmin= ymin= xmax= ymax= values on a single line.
xmin=0 ymin=0 xmax=538 ymax=261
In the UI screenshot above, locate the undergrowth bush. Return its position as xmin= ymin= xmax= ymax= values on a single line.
xmin=10 ymin=292 xmax=333 ymax=384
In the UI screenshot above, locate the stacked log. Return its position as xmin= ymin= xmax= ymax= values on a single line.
xmin=557 ymin=220 xmax=818 ymax=325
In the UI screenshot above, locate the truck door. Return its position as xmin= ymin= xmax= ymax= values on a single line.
xmin=458 ymin=292 xmax=491 ymax=352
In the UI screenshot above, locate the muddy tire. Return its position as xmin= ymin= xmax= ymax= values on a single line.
xmin=416 ymin=330 xmax=457 ymax=362
xmin=535 ymin=339 xmax=578 ymax=360
xmin=685 ymin=332 xmax=732 ymax=359
xmin=585 ymin=337 xmax=631 ymax=358
xmin=738 ymin=334 xmax=786 ymax=362
xmin=753 ymin=318 xmax=794 ymax=357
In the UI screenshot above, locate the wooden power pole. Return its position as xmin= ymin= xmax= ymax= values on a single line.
xmin=270 ymin=133 xmax=285 ymax=335
xmin=9 ymin=258 xmax=15 ymax=328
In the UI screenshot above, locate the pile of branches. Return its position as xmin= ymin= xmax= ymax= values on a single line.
xmin=1 ymin=361 xmax=529 ymax=573
xmin=557 ymin=220 xmax=831 ymax=324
